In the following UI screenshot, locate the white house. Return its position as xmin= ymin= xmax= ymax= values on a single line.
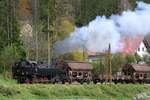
xmin=136 ymin=41 xmax=149 ymax=57
xmin=136 ymin=34 xmax=150 ymax=58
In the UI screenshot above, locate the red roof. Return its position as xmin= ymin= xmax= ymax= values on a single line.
xmin=120 ymin=35 xmax=144 ymax=55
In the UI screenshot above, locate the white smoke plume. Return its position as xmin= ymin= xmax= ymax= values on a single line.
xmin=54 ymin=2 xmax=150 ymax=56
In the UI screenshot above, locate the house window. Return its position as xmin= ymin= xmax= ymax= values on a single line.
xmin=142 ymin=47 xmax=144 ymax=51
xmin=136 ymin=74 xmax=139 ymax=78
xmin=78 ymin=72 xmax=82 ymax=76
xmin=144 ymin=74 xmax=147 ymax=78
xmin=138 ymin=48 xmax=140 ymax=51
xmin=140 ymin=74 xmax=143 ymax=77
xmin=72 ymin=72 xmax=77 ymax=77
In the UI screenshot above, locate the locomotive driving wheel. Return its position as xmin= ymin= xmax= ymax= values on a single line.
xmin=25 ymin=78 xmax=30 ymax=84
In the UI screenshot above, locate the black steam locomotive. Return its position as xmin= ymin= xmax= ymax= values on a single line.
xmin=12 ymin=60 xmax=67 ymax=83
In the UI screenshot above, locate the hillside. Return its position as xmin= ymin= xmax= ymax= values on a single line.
xmin=17 ymin=0 xmax=136 ymax=61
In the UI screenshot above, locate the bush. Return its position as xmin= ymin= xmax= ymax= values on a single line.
xmin=91 ymin=61 xmax=105 ymax=75
xmin=111 ymin=53 xmax=126 ymax=74
xmin=0 ymin=85 xmax=20 ymax=96
xmin=143 ymin=55 xmax=150 ymax=65
xmin=125 ymin=55 xmax=136 ymax=63
xmin=0 ymin=44 xmax=25 ymax=73
xmin=61 ymin=51 xmax=86 ymax=61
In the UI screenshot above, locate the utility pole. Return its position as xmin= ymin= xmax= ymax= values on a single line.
xmin=108 ymin=43 xmax=112 ymax=86
xmin=47 ymin=2 xmax=51 ymax=65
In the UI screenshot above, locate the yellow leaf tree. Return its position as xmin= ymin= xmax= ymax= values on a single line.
xmin=18 ymin=0 xmax=32 ymax=20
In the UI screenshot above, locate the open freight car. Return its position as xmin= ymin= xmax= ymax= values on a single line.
xmin=55 ymin=60 xmax=93 ymax=84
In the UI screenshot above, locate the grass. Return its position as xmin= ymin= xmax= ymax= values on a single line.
xmin=0 ymin=76 xmax=150 ymax=100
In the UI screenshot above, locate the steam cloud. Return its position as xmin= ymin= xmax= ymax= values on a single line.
xmin=54 ymin=2 xmax=150 ymax=56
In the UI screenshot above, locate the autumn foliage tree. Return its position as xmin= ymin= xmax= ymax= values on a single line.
xmin=18 ymin=0 xmax=32 ymax=20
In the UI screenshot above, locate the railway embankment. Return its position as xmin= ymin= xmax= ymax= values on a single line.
xmin=0 ymin=76 xmax=150 ymax=100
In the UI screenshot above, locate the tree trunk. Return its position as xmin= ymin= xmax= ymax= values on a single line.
xmin=48 ymin=3 xmax=51 ymax=65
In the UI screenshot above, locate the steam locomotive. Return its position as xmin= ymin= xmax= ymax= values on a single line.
xmin=12 ymin=59 xmax=150 ymax=84
xmin=12 ymin=60 xmax=67 ymax=83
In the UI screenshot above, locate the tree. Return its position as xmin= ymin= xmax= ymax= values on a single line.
xmin=61 ymin=51 xmax=85 ymax=61
xmin=57 ymin=17 xmax=75 ymax=40
xmin=0 ymin=0 xmax=25 ymax=73
xmin=125 ymin=54 xmax=136 ymax=63
xmin=18 ymin=0 xmax=32 ymax=20
xmin=111 ymin=53 xmax=126 ymax=74
xmin=135 ymin=53 xmax=142 ymax=63
xmin=92 ymin=61 xmax=105 ymax=76
xmin=79 ymin=0 xmax=120 ymax=25
xmin=0 ymin=0 xmax=22 ymax=49
xmin=143 ymin=0 xmax=150 ymax=3
xmin=0 ymin=0 xmax=9 ymax=50
xmin=75 ymin=0 xmax=136 ymax=26
xmin=143 ymin=55 xmax=150 ymax=65
xmin=0 ymin=44 xmax=25 ymax=73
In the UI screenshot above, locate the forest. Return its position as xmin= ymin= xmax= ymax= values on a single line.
xmin=0 ymin=0 xmax=149 ymax=74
